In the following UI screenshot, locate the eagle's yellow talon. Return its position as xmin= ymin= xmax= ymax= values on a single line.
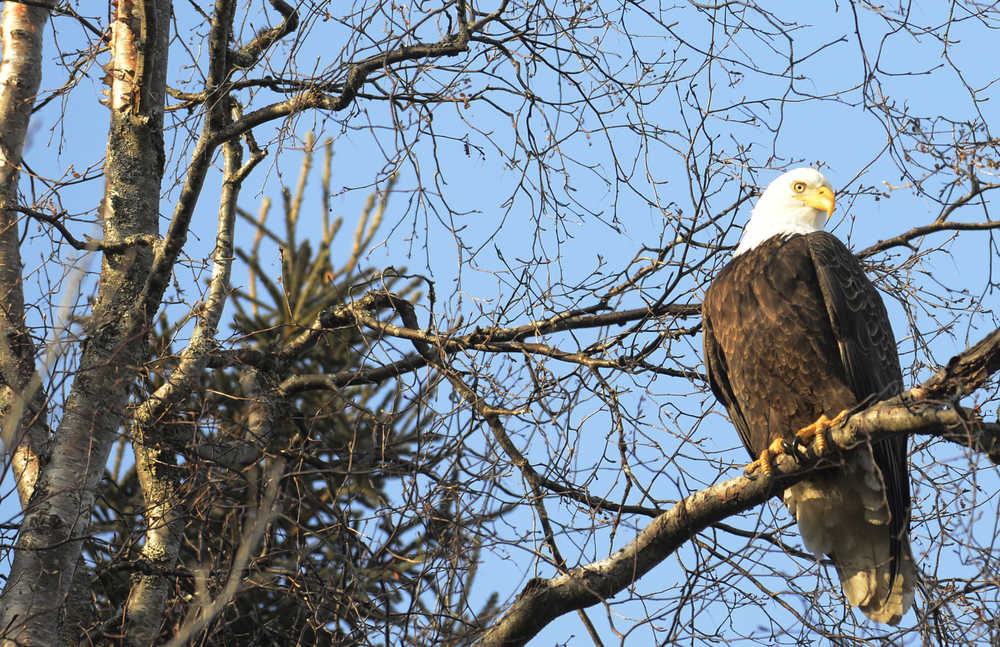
xmin=795 ymin=409 xmax=850 ymax=456
xmin=744 ymin=436 xmax=790 ymax=477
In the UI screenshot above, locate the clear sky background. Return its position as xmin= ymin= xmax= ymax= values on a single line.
xmin=7 ymin=1 xmax=1000 ymax=644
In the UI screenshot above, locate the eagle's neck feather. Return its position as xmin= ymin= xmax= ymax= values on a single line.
xmin=733 ymin=204 xmax=825 ymax=257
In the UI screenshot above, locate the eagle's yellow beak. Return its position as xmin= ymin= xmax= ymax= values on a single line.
xmin=800 ymin=186 xmax=836 ymax=220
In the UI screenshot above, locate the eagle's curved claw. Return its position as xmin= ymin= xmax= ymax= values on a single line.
xmin=785 ymin=437 xmax=810 ymax=462
xmin=794 ymin=409 xmax=850 ymax=457
xmin=743 ymin=436 xmax=789 ymax=479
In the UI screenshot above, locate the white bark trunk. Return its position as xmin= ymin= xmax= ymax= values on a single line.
xmin=0 ymin=0 xmax=54 ymax=509
xmin=0 ymin=2 xmax=171 ymax=644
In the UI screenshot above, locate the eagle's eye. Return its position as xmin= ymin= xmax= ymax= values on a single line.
xmin=792 ymin=181 xmax=807 ymax=193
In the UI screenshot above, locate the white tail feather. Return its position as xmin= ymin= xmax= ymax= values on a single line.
xmin=783 ymin=453 xmax=915 ymax=625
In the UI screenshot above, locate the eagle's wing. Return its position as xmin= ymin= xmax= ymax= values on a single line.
xmin=702 ymin=311 xmax=754 ymax=456
xmin=806 ymin=231 xmax=910 ymax=574
xmin=806 ymin=232 xmax=903 ymax=398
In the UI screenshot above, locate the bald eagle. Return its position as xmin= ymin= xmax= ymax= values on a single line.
xmin=701 ymin=168 xmax=915 ymax=624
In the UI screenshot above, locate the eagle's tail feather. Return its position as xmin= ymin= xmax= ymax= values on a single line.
xmin=783 ymin=454 xmax=915 ymax=625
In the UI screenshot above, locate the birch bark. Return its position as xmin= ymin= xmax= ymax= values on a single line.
xmin=0 ymin=2 xmax=171 ymax=645
xmin=0 ymin=0 xmax=54 ymax=509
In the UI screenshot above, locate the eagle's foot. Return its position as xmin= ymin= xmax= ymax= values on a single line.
xmin=743 ymin=436 xmax=789 ymax=479
xmin=783 ymin=437 xmax=809 ymax=463
xmin=794 ymin=409 xmax=849 ymax=457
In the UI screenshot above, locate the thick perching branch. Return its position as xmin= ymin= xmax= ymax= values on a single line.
xmin=251 ymin=287 xmax=1000 ymax=647
xmin=474 ymin=327 xmax=1000 ymax=647
xmin=907 ymin=328 xmax=1000 ymax=402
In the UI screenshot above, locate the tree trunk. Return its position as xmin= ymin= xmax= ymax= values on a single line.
xmin=0 ymin=0 xmax=54 ymax=510
xmin=0 ymin=2 xmax=171 ymax=644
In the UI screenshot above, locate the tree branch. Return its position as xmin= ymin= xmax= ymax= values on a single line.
xmin=858 ymin=217 xmax=1000 ymax=258
xmin=206 ymin=3 xmax=518 ymax=146
xmin=124 ymin=95 xmax=266 ymax=642
xmin=0 ymin=1 xmax=171 ymax=643
xmin=14 ymin=205 xmax=158 ymax=252
xmin=228 ymin=0 xmax=298 ymax=69
xmin=476 ymin=327 xmax=1000 ymax=647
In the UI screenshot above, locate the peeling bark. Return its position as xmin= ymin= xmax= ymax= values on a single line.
xmin=0 ymin=0 xmax=54 ymax=509
xmin=0 ymin=2 xmax=171 ymax=645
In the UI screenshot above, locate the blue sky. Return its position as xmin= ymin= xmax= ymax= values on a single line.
xmin=7 ymin=1 xmax=1000 ymax=644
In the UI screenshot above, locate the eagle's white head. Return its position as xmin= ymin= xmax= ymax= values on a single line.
xmin=733 ymin=167 xmax=836 ymax=257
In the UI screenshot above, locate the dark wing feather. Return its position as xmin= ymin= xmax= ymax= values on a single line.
xmin=702 ymin=312 xmax=754 ymax=456
xmin=806 ymin=231 xmax=910 ymax=579
xmin=806 ymin=232 xmax=903 ymax=400
xmin=703 ymin=236 xmax=854 ymax=458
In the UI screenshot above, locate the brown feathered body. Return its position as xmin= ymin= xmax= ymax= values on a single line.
xmin=702 ymin=231 xmax=914 ymax=624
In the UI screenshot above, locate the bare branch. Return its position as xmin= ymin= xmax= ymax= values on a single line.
xmin=477 ymin=328 xmax=1000 ymax=647
xmin=859 ymin=215 xmax=1000 ymax=258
